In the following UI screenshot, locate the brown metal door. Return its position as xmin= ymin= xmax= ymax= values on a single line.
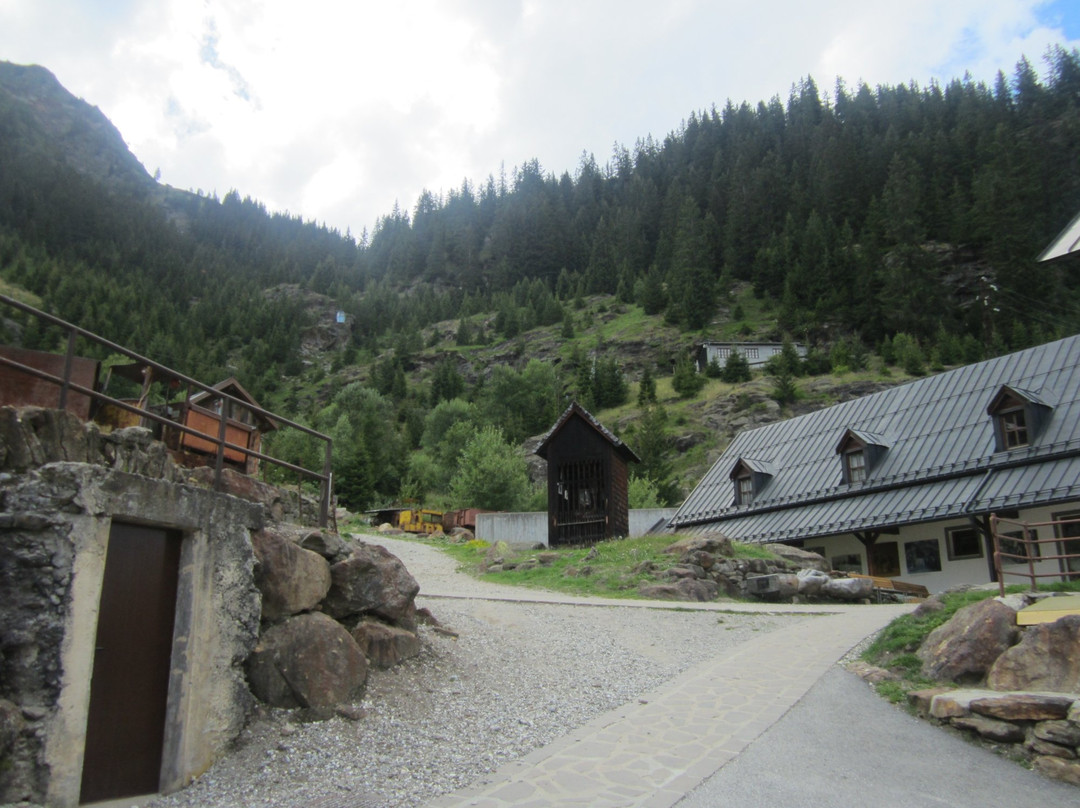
xmin=79 ymin=523 xmax=181 ymax=804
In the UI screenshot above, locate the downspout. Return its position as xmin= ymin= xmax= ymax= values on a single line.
xmin=963 ymin=469 xmax=996 ymax=583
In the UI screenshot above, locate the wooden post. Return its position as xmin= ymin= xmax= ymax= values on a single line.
xmin=1024 ymin=523 xmax=1037 ymax=593
xmin=991 ymin=513 xmax=1004 ymax=597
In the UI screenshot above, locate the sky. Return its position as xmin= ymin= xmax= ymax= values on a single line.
xmin=1 ymin=1 xmax=1079 ymax=239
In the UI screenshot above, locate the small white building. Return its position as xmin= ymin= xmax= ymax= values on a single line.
xmin=694 ymin=341 xmax=806 ymax=372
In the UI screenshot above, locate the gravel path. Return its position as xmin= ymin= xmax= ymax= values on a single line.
xmin=142 ymin=536 xmax=810 ymax=808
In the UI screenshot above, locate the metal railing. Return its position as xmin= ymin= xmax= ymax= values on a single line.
xmin=0 ymin=292 xmax=333 ymax=527
xmin=990 ymin=513 xmax=1080 ymax=595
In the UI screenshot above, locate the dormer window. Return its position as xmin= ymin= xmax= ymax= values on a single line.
xmin=730 ymin=458 xmax=774 ymax=506
xmin=845 ymin=449 xmax=867 ymax=483
xmin=835 ymin=429 xmax=888 ymax=485
xmin=987 ymin=385 xmax=1053 ymax=453
xmin=737 ymin=473 xmax=754 ymax=505
xmin=1000 ymin=407 xmax=1028 ymax=448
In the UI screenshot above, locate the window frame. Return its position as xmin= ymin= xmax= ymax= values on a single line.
xmin=998 ymin=407 xmax=1029 ymax=449
xmin=946 ymin=525 xmax=984 ymax=561
xmin=844 ymin=449 xmax=867 ymax=483
xmin=736 ymin=473 xmax=754 ymax=506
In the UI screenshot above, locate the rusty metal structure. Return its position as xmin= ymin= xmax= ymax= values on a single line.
xmin=991 ymin=513 xmax=1080 ymax=595
xmin=535 ymin=402 xmax=640 ymax=547
xmin=0 ymin=292 xmax=333 ymax=526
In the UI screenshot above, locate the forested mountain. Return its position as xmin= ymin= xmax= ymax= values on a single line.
xmin=2 ymin=50 xmax=1080 ymax=511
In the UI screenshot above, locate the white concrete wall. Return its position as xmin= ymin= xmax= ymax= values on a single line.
xmin=476 ymin=509 xmax=680 ymax=547
xmin=475 ymin=512 xmax=546 ymax=546
xmin=629 ymin=508 xmax=678 ymax=536
xmin=798 ymin=502 xmax=1080 ymax=594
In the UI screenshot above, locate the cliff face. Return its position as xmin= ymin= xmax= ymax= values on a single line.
xmin=0 ymin=61 xmax=155 ymax=196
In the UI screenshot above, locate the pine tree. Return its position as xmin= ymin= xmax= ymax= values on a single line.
xmin=671 ymin=353 xmax=705 ymax=398
xmin=637 ymin=365 xmax=657 ymax=406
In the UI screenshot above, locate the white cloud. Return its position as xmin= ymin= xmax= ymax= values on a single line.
xmin=1 ymin=0 xmax=1077 ymax=235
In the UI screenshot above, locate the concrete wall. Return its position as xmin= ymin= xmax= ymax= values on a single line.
xmin=476 ymin=509 xmax=678 ymax=547
xmin=0 ymin=461 xmax=262 ymax=806
xmin=629 ymin=508 xmax=678 ymax=537
xmin=476 ymin=511 xmax=546 ymax=546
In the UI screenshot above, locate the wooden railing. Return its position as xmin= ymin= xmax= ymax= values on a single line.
xmin=0 ymin=292 xmax=333 ymax=527
xmin=990 ymin=513 xmax=1080 ymax=595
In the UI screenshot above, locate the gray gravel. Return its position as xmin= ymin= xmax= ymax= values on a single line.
xmin=144 ymin=598 xmax=798 ymax=808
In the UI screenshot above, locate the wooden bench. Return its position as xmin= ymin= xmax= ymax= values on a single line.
xmin=848 ymin=573 xmax=929 ymax=601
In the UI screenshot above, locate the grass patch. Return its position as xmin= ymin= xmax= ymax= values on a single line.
xmin=861 ymin=580 xmax=1080 ymax=703
xmin=403 ymin=532 xmax=779 ymax=600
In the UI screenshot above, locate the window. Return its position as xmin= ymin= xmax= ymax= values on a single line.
xmin=904 ymin=539 xmax=942 ymax=574
xmin=745 ymin=347 xmax=759 ymax=359
xmin=946 ymin=526 xmax=983 ymax=561
xmin=845 ymin=450 xmax=866 ymax=483
xmin=835 ymin=429 xmax=889 ymax=484
xmin=730 ymin=458 xmax=774 ymax=506
xmin=987 ymin=386 xmax=1052 ymax=452
xmin=737 ymin=474 xmax=754 ymax=505
xmin=999 ymin=408 xmax=1028 ymax=448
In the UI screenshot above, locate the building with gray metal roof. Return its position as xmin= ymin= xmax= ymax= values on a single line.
xmin=669 ymin=335 xmax=1080 ymax=591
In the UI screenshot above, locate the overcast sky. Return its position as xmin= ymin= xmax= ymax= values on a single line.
xmin=2 ymin=1 xmax=1078 ymax=238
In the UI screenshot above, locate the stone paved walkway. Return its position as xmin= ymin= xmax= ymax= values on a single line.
xmin=423 ymin=606 xmax=907 ymax=808
xmin=368 ymin=536 xmax=912 ymax=808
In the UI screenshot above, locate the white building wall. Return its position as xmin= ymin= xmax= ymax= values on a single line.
xmin=797 ymin=503 xmax=1080 ymax=594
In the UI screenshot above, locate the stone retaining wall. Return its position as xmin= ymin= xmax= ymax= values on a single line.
xmin=910 ymin=689 xmax=1080 ymax=785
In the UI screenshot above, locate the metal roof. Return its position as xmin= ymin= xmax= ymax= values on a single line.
xmin=1038 ymin=209 xmax=1080 ymax=262
xmin=670 ymin=335 xmax=1080 ymax=542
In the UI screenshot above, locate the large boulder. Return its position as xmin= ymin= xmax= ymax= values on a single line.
xmin=797 ymin=568 xmax=831 ymax=596
xmin=822 ymin=576 xmax=874 ymax=601
xmin=251 ymin=528 xmax=332 ymax=621
xmin=351 ymin=620 xmax=421 ymax=668
xmin=663 ymin=534 xmax=734 ymax=559
xmin=246 ymin=612 xmax=367 ymax=710
xmin=298 ymin=529 xmax=349 ymax=561
xmin=771 ymin=543 xmax=829 ymax=572
xmin=639 ymin=578 xmax=718 ymax=602
xmin=917 ymin=598 xmax=1020 ymax=683
xmin=322 ymin=543 xmax=420 ymax=622
xmin=986 ymin=614 xmax=1080 ymax=693
xmin=745 ymin=573 xmax=799 ymax=600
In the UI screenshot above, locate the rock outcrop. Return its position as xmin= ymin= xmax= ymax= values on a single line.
xmin=639 ymin=535 xmax=878 ymax=604
xmin=251 ymin=527 xmax=333 ymax=622
xmin=917 ymin=598 xmax=1021 ymax=682
xmin=246 ymin=612 xmax=368 ymax=712
xmin=987 ymin=615 xmax=1080 ymax=692
xmin=323 ymin=543 xmax=421 ymax=623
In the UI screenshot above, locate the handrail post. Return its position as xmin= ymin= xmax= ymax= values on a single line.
xmin=991 ymin=513 xmax=1005 ymax=597
xmin=1024 ymin=523 xmax=1037 ymax=592
xmin=320 ymin=438 xmax=333 ymax=527
xmin=214 ymin=400 xmax=228 ymax=491
xmin=58 ymin=329 xmax=76 ymax=411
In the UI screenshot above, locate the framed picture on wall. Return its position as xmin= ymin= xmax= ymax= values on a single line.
xmin=831 ymin=553 xmax=862 ymax=573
